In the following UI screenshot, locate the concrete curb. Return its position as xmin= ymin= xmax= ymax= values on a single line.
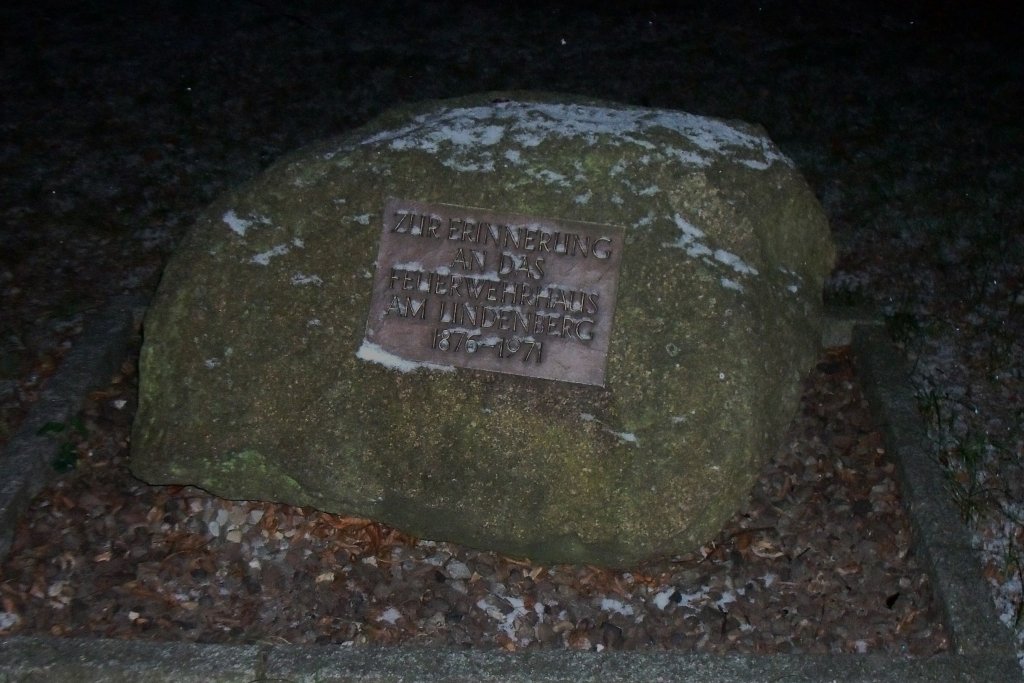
xmin=853 ymin=325 xmax=1017 ymax=658
xmin=0 ymin=637 xmax=1017 ymax=683
xmin=0 ymin=294 xmax=148 ymax=560
xmin=0 ymin=308 xmax=1019 ymax=682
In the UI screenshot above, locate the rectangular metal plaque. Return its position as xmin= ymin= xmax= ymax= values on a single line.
xmin=362 ymin=198 xmax=625 ymax=386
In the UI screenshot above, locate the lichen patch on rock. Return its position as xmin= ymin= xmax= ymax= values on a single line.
xmin=131 ymin=92 xmax=834 ymax=566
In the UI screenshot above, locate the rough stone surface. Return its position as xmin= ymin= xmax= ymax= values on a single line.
xmin=131 ymin=92 xmax=834 ymax=566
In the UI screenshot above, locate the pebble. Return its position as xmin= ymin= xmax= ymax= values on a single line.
xmin=0 ymin=612 xmax=21 ymax=630
xmin=423 ymin=612 xmax=446 ymax=631
xmin=424 ymin=553 xmax=448 ymax=567
xmin=227 ymin=507 xmax=247 ymax=527
xmin=534 ymin=621 xmax=556 ymax=644
xmin=552 ymin=619 xmax=574 ymax=635
xmin=446 ymin=557 xmax=473 ymax=581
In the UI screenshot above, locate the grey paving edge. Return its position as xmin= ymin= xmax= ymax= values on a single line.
xmin=0 ymin=294 xmax=148 ymax=561
xmin=0 ymin=638 xmax=260 ymax=683
xmin=0 ymin=636 xmax=1018 ymax=683
xmin=0 ymin=308 xmax=1019 ymax=681
xmin=853 ymin=325 xmax=1018 ymax=659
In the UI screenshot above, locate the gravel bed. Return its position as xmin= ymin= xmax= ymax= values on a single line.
xmin=0 ymin=346 xmax=947 ymax=655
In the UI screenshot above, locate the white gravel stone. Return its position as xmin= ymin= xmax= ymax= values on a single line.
xmin=446 ymin=559 xmax=473 ymax=580
xmin=0 ymin=612 xmax=20 ymax=630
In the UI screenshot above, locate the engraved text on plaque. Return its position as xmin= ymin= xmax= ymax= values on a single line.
xmin=363 ymin=198 xmax=625 ymax=386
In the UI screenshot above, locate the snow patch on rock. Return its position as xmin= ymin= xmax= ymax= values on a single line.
xmin=664 ymin=213 xmax=759 ymax=286
xmin=251 ymin=243 xmax=290 ymax=266
xmin=223 ymin=210 xmax=269 ymax=237
xmin=291 ymin=273 xmax=323 ymax=286
xmin=356 ymin=340 xmax=454 ymax=374
xmin=580 ymin=412 xmax=638 ymax=444
xmin=356 ymin=101 xmax=791 ymax=177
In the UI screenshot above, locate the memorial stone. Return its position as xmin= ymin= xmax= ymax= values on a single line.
xmin=131 ymin=92 xmax=835 ymax=566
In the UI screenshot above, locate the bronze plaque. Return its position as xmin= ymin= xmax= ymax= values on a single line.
xmin=362 ymin=198 xmax=625 ymax=386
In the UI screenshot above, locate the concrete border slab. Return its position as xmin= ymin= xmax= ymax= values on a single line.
xmin=0 ymin=307 xmax=1018 ymax=682
xmin=0 ymin=638 xmax=260 ymax=683
xmin=0 ymin=636 xmax=1017 ymax=682
xmin=0 ymin=294 xmax=147 ymax=560
xmin=853 ymin=325 xmax=1017 ymax=658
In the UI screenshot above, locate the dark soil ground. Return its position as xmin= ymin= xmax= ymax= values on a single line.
xmin=1 ymin=0 xmax=1021 ymax=664
xmin=0 ymin=346 xmax=947 ymax=654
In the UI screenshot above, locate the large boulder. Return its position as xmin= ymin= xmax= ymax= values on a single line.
xmin=131 ymin=92 xmax=834 ymax=567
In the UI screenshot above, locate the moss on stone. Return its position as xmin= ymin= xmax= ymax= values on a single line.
xmin=131 ymin=92 xmax=834 ymax=566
